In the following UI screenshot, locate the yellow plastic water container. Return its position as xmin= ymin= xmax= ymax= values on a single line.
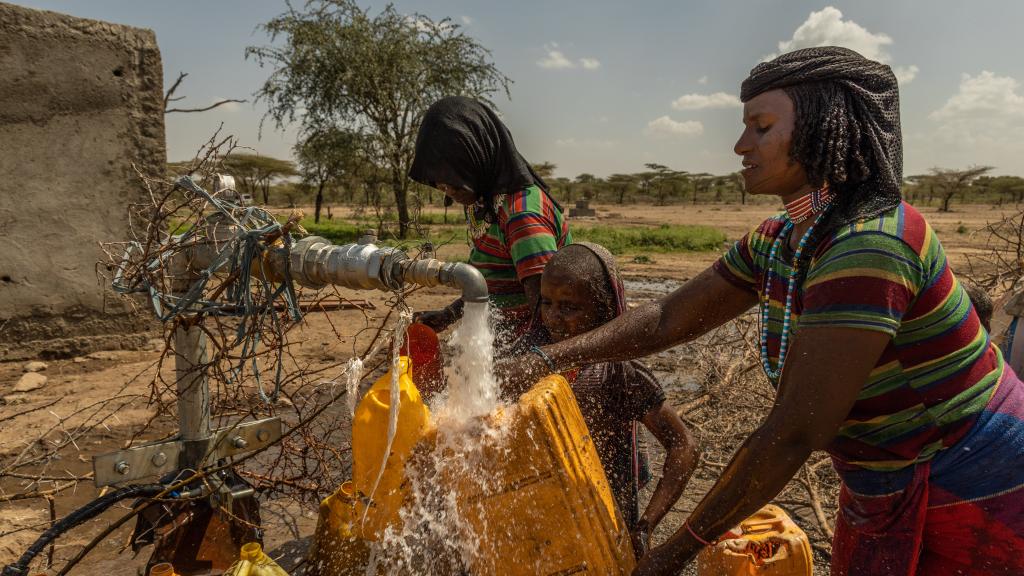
xmin=697 ymin=504 xmax=812 ymax=576
xmin=432 ymin=374 xmax=636 ymax=575
xmin=223 ymin=542 xmax=290 ymax=576
xmin=351 ymin=356 xmax=432 ymax=540
xmin=305 ymin=481 xmax=371 ymax=576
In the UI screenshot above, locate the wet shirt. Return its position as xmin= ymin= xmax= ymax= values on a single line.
xmin=468 ymin=185 xmax=571 ymax=310
xmin=569 ymin=360 xmax=666 ymax=526
xmin=714 ymin=202 xmax=1002 ymax=472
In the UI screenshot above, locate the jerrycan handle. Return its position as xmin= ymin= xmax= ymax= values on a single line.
xmin=742 ymin=520 xmax=785 ymax=534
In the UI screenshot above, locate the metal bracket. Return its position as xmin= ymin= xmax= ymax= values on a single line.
xmin=93 ymin=417 xmax=283 ymax=487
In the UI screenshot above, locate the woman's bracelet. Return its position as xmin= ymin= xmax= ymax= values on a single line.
xmin=683 ymin=521 xmax=716 ymax=548
xmin=528 ymin=346 xmax=558 ymax=372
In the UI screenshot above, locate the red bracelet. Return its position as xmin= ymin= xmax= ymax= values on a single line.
xmin=684 ymin=521 xmax=716 ymax=547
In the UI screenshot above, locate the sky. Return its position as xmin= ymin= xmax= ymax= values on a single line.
xmin=13 ymin=0 xmax=1024 ymax=179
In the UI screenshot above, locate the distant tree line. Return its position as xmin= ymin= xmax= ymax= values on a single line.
xmin=169 ymin=154 xmax=1024 ymax=218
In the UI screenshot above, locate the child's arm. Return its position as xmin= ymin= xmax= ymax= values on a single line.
xmin=636 ymin=403 xmax=699 ymax=545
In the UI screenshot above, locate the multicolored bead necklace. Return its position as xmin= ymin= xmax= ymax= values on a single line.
xmin=760 ymin=187 xmax=834 ymax=383
xmin=783 ymin=185 xmax=834 ymax=224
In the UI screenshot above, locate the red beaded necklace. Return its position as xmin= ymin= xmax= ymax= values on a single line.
xmin=784 ymin=185 xmax=834 ymax=224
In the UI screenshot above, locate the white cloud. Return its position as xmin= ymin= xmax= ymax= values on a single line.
xmin=460 ymin=15 xmax=473 ymax=25
xmin=644 ymin=116 xmax=704 ymax=138
xmin=537 ymin=43 xmax=600 ymax=71
xmin=893 ymin=65 xmax=919 ymax=85
xmin=767 ymin=6 xmax=918 ymax=84
xmin=922 ymin=71 xmax=1024 ymax=169
xmin=698 ymin=76 xmax=709 ymax=85
xmin=671 ymin=92 xmax=741 ymax=111
xmin=555 ymin=137 xmax=616 ymax=149
xmin=931 ymin=71 xmax=1024 ymax=121
xmin=537 ymin=44 xmax=575 ymax=69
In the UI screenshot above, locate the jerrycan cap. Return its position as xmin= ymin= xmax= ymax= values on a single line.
xmin=149 ymin=563 xmax=176 ymax=576
xmin=240 ymin=542 xmax=264 ymax=562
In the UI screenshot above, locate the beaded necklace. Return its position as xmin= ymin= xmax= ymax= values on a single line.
xmin=784 ymin=185 xmax=833 ymax=224
xmin=466 ymin=194 xmax=505 ymax=240
xmin=759 ymin=202 xmax=832 ymax=383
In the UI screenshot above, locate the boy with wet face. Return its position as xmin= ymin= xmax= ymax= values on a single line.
xmin=534 ymin=243 xmax=699 ymax=557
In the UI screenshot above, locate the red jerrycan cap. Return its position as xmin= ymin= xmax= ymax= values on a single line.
xmin=403 ymin=323 xmax=445 ymax=396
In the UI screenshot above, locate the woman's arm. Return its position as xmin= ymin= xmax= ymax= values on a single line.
xmin=549 ymin=267 xmax=755 ymax=366
xmin=634 ymin=326 xmax=890 ymax=575
xmin=412 ymin=297 xmax=464 ymax=332
xmin=502 ymin=267 xmax=757 ymax=390
xmin=635 ymin=403 xmax=699 ymax=548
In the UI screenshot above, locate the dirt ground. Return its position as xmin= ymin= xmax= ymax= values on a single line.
xmin=0 ymin=201 xmax=1015 ymax=575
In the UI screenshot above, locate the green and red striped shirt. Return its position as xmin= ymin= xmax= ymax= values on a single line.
xmin=468 ymin=185 xmax=572 ymax=309
xmin=714 ymin=202 xmax=1002 ymax=471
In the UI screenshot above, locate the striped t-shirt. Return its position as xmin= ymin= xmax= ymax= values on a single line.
xmin=468 ymin=185 xmax=572 ymax=309
xmin=714 ymin=202 xmax=1002 ymax=472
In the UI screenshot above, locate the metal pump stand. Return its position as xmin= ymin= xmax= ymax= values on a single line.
xmin=93 ymin=228 xmax=486 ymax=488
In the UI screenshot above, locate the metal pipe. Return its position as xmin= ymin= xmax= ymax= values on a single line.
xmin=174 ymin=322 xmax=211 ymax=468
xmin=287 ymin=233 xmax=489 ymax=304
xmin=396 ymin=258 xmax=488 ymax=304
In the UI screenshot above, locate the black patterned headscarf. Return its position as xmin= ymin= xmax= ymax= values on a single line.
xmin=740 ymin=46 xmax=903 ymax=229
xmin=409 ymin=96 xmax=550 ymax=223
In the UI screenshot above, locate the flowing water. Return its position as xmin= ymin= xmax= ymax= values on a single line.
xmin=368 ymin=302 xmax=510 ymax=574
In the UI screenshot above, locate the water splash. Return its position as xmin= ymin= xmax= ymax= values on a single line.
xmin=434 ymin=301 xmax=500 ymax=422
xmin=361 ymin=311 xmax=411 ymax=528
xmin=345 ymin=357 xmax=363 ymax=416
xmin=368 ymin=302 xmax=510 ymax=573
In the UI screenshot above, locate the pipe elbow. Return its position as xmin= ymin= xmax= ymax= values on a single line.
xmin=450 ymin=263 xmax=488 ymax=304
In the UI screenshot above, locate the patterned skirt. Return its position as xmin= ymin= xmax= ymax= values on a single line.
xmin=831 ymin=367 xmax=1024 ymax=576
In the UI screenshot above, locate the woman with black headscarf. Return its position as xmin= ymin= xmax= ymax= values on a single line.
xmin=409 ymin=96 xmax=572 ymax=346
xmin=503 ymin=48 xmax=1024 ymax=575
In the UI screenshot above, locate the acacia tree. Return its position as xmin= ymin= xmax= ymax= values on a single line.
xmin=925 ymin=166 xmax=994 ymax=212
xmin=295 ymin=128 xmax=368 ymax=223
xmin=532 ymin=161 xmax=557 ymax=180
xmin=644 ymin=163 xmax=689 ymax=205
xmin=222 ymin=153 xmax=297 ymax=204
xmin=247 ymin=0 xmax=511 ymax=238
xmin=607 ymin=173 xmax=637 ymax=204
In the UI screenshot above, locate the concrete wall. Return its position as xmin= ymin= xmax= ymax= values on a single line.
xmin=0 ymin=3 xmax=164 ymax=360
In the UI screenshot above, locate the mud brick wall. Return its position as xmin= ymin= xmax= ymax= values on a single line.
xmin=0 ymin=3 xmax=164 ymax=360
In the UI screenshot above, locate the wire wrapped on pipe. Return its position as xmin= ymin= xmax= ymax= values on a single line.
xmin=1 ymin=483 xmax=165 ymax=576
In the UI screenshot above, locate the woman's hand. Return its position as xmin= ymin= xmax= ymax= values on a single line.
xmin=412 ymin=309 xmax=456 ymax=332
xmin=632 ymin=539 xmax=698 ymax=576
xmin=494 ymin=352 xmax=549 ymax=398
xmin=629 ymin=521 xmax=651 ymax=558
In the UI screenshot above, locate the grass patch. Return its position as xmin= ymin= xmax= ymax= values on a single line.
xmin=573 ymin=224 xmax=725 ymax=254
xmin=300 ymin=217 xmax=464 ymax=247
xmin=172 ymin=214 xmax=724 ymax=256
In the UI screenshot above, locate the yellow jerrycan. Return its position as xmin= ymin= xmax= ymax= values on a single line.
xmin=305 ymin=481 xmax=371 ymax=576
xmin=351 ymin=356 xmax=432 ymax=540
xmin=697 ymin=504 xmax=812 ymax=576
xmin=434 ymin=374 xmax=636 ymax=575
xmin=223 ymin=542 xmax=290 ymax=576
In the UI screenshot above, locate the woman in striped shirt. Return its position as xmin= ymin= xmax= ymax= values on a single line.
xmin=511 ymin=48 xmax=1024 ymax=575
xmin=409 ymin=97 xmax=571 ymax=348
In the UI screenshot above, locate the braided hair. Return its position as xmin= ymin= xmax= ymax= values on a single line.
xmin=740 ymin=47 xmax=904 ymax=277
xmin=782 ymin=81 xmax=875 ymax=194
